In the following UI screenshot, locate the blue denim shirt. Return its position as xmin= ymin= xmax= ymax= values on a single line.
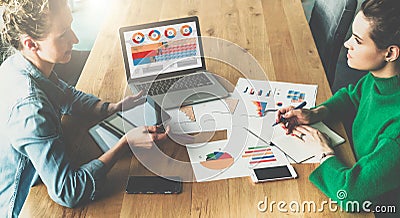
xmin=0 ymin=53 xmax=107 ymax=217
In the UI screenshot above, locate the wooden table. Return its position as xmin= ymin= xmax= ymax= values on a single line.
xmin=21 ymin=0 xmax=374 ymax=217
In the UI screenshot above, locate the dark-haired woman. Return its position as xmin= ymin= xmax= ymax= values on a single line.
xmin=0 ymin=0 xmax=168 ymax=217
xmin=277 ymin=0 xmax=399 ymax=215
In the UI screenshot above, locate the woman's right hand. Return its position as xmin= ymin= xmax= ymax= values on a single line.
xmin=276 ymin=106 xmax=327 ymax=134
xmin=124 ymin=125 xmax=169 ymax=149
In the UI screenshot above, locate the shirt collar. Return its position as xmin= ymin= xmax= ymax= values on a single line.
xmin=15 ymin=52 xmax=66 ymax=104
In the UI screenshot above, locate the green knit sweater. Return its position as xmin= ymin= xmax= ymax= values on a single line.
xmin=309 ymin=73 xmax=400 ymax=215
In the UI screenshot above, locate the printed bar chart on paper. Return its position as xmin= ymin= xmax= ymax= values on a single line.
xmin=242 ymin=146 xmax=277 ymax=165
xmin=252 ymin=101 xmax=268 ymax=117
xmin=232 ymin=78 xmax=318 ymax=117
xmin=186 ymin=129 xmax=291 ymax=182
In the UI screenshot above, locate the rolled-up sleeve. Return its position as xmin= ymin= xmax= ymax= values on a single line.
xmin=8 ymin=96 xmax=106 ymax=208
xmin=59 ymin=79 xmax=100 ymax=116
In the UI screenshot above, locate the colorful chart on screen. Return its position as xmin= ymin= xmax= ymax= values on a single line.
xmin=180 ymin=25 xmax=193 ymax=36
xmin=164 ymin=27 xmax=177 ymax=38
xmin=200 ymin=152 xmax=234 ymax=170
xmin=148 ymin=30 xmax=161 ymax=41
xmin=131 ymin=38 xmax=197 ymax=66
xmin=132 ymin=32 xmax=144 ymax=44
xmin=123 ymin=21 xmax=202 ymax=79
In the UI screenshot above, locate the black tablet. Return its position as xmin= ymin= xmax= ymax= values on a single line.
xmin=89 ymin=95 xmax=170 ymax=152
xmin=117 ymin=95 xmax=171 ymax=127
xmin=126 ymin=176 xmax=182 ymax=194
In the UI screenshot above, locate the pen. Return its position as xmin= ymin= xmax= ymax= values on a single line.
xmin=272 ymin=101 xmax=307 ymax=127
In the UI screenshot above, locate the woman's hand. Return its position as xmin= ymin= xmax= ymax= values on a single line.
xmin=111 ymin=91 xmax=145 ymax=113
xmin=97 ymin=91 xmax=145 ymax=117
xmin=276 ymin=106 xmax=328 ymax=134
xmin=124 ymin=125 xmax=170 ymax=149
xmin=291 ymin=125 xmax=334 ymax=155
xmin=98 ymin=125 xmax=169 ymax=171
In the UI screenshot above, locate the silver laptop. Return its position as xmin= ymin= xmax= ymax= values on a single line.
xmin=119 ymin=16 xmax=228 ymax=109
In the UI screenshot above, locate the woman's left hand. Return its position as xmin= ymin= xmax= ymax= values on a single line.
xmin=291 ymin=125 xmax=334 ymax=154
xmin=110 ymin=91 xmax=145 ymax=113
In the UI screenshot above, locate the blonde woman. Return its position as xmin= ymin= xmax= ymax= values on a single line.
xmin=0 ymin=0 xmax=168 ymax=217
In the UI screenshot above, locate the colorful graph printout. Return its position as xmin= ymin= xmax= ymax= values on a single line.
xmin=242 ymin=146 xmax=277 ymax=165
xmin=252 ymin=101 xmax=268 ymax=117
xmin=200 ymin=152 xmax=234 ymax=170
xmin=243 ymin=86 xmax=279 ymax=97
xmin=185 ymin=130 xmax=293 ymax=181
xmin=233 ymin=78 xmax=318 ymax=111
xmin=287 ymin=90 xmax=306 ymax=103
xmin=179 ymin=105 xmax=196 ymax=122
xmin=131 ymin=38 xmax=197 ymax=66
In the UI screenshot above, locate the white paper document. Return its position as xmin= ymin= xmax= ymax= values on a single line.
xmin=186 ymin=127 xmax=290 ymax=182
xmin=232 ymin=78 xmax=318 ymax=116
xmin=167 ymin=97 xmax=239 ymax=134
xmin=270 ymin=122 xmax=345 ymax=163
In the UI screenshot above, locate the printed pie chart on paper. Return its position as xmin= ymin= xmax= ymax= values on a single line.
xmin=200 ymin=151 xmax=234 ymax=170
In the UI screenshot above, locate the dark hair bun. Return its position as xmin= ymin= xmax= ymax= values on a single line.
xmin=361 ymin=0 xmax=400 ymax=49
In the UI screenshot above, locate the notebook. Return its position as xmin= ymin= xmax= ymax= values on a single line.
xmin=270 ymin=122 xmax=345 ymax=163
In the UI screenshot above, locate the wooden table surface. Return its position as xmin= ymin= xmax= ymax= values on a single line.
xmin=21 ymin=0 xmax=374 ymax=217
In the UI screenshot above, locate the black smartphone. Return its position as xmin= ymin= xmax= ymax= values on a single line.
xmin=250 ymin=165 xmax=297 ymax=183
xmin=126 ymin=176 xmax=182 ymax=194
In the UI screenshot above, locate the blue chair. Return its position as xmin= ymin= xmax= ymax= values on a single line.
xmin=309 ymin=0 xmax=357 ymax=87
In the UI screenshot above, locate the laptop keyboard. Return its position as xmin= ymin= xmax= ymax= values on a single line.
xmin=135 ymin=73 xmax=213 ymax=96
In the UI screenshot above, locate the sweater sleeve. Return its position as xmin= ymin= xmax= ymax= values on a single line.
xmin=309 ymin=136 xmax=400 ymax=210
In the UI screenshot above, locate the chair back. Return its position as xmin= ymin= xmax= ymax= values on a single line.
xmin=309 ymin=0 xmax=357 ymax=87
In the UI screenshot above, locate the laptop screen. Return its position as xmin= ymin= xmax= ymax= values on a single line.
xmin=121 ymin=19 xmax=203 ymax=80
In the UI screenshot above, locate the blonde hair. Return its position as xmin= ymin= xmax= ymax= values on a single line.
xmin=0 ymin=0 xmax=66 ymax=61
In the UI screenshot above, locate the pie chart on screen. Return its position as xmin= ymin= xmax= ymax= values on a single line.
xmin=164 ymin=28 xmax=177 ymax=39
xmin=132 ymin=32 xmax=144 ymax=44
xmin=200 ymin=152 xmax=234 ymax=170
xmin=180 ymin=25 xmax=192 ymax=36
